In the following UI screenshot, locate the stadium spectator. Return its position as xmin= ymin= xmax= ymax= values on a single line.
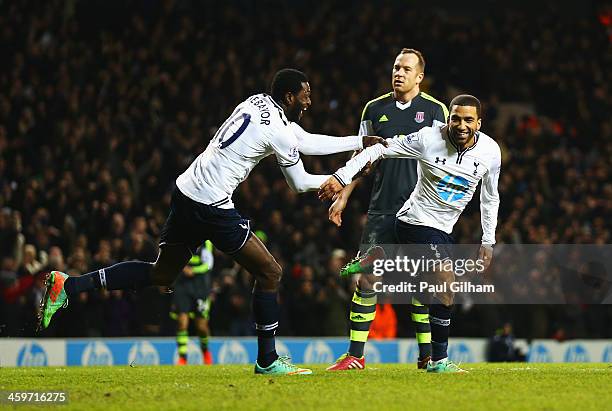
xmin=486 ymin=323 xmax=525 ymax=362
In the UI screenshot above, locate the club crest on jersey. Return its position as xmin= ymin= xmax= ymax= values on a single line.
xmin=414 ymin=111 xmax=425 ymax=123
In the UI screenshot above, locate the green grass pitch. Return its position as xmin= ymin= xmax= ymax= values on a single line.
xmin=1 ymin=363 xmax=611 ymax=410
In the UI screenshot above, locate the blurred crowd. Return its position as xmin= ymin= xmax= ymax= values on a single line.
xmin=1 ymin=0 xmax=611 ymax=341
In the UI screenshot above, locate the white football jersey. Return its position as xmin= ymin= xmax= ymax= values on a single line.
xmin=177 ymin=94 xmax=305 ymax=208
xmin=176 ymin=93 xmax=362 ymax=208
xmin=334 ymin=125 xmax=501 ymax=244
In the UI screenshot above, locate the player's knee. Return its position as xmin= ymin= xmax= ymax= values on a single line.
xmin=436 ymin=292 xmax=454 ymax=306
xmin=258 ymin=258 xmax=282 ymax=285
xmin=177 ymin=314 xmax=189 ymax=330
xmin=196 ymin=320 xmax=209 ymax=335
xmin=436 ymin=269 xmax=455 ymax=285
xmin=433 ymin=270 xmax=455 ymax=305
xmin=267 ymin=259 xmax=283 ymax=283
xmin=152 ymin=262 xmax=180 ymax=286
xmin=357 ymin=274 xmax=376 ymax=291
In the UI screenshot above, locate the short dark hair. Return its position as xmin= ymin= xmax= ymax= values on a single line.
xmin=449 ymin=94 xmax=482 ymax=118
xmin=399 ymin=48 xmax=425 ymax=72
xmin=270 ymin=69 xmax=308 ymax=104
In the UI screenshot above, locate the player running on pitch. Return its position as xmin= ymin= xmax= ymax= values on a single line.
xmin=320 ymin=94 xmax=501 ymax=373
xmin=39 ymin=68 xmax=385 ymax=375
xmin=172 ymin=241 xmax=214 ymax=365
xmin=326 ymin=48 xmax=448 ymax=371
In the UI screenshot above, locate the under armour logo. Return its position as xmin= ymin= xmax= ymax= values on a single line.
xmin=473 ymin=162 xmax=480 ymax=176
xmin=435 ymin=157 xmax=446 ymax=165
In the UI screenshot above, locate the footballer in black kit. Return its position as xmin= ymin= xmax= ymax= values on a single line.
xmin=359 ymin=90 xmax=448 ymax=245
xmin=326 ymin=48 xmax=448 ymax=372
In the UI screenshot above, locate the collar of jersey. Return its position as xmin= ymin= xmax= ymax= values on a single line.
xmin=265 ymin=94 xmax=289 ymax=125
xmin=265 ymin=94 xmax=284 ymax=112
xmin=395 ymin=99 xmax=412 ymax=110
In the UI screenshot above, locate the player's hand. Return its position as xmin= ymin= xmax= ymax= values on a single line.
xmin=329 ymin=189 xmax=349 ymax=226
xmin=183 ymin=265 xmax=195 ymax=277
xmin=362 ymin=136 xmax=388 ymax=148
xmin=318 ymin=176 xmax=344 ymax=201
xmin=478 ymin=245 xmax=494 ymax=274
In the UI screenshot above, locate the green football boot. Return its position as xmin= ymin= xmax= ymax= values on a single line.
xmin=254 ymin=356 xmax=312 ymax=375
xmin=426 ymin=358 xmax=468 ymax=373
xmin=340 ymin=245 xmax=386 ymax=277
xmin=37 ymin=271 xmax=70 ymax=331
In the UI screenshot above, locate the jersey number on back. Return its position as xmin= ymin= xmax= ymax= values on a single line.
xmin=216 ymin=111 xmax=251 ymax=149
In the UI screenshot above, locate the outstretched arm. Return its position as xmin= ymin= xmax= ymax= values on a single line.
xmin=291 ymin=122 xmax=361 ymax=155
xmin=291 ymin=123 xmax=385 ymax=155
xmin=270 ymin=127 xmax=331 ymax=193
xmin=318 ymin=132 xmax=425 ymax=200
xmin=335 ymin=132 xmax=424 ymax=186
xmin=281 ymin=160 xmax=330 ymax=193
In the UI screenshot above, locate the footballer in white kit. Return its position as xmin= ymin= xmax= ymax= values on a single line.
xmin=331 ymin=115 xmax=501 ymax=246
xmin=169 ymin=90 xmax=365 ymax=253
xmin=320 ymin=94 xmax=501 ymax=373
xmin=162 ymin=70 xmax=384 ymax=375
xmin=175 ymin=94 xmax=364 ymax=212
xmin=38 ymin=68 xmax=384 ymax=377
